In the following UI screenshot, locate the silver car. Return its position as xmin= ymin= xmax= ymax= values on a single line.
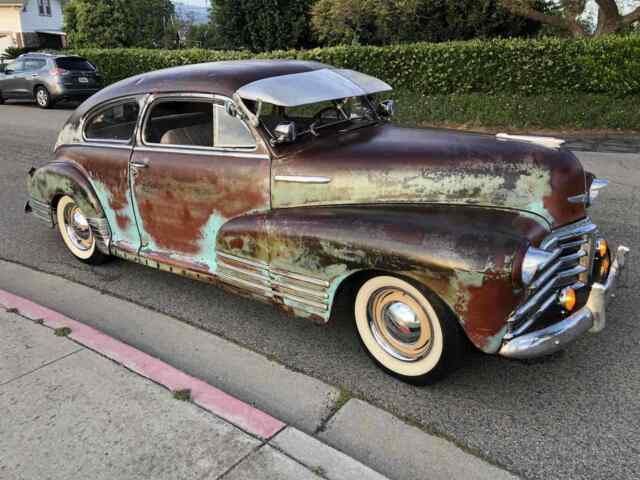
xmin=0 ymin=52 xmax=102 ymax=109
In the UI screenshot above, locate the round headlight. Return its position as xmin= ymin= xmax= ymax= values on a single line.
xmin=521 ymin=247 xmax=556 ymax=286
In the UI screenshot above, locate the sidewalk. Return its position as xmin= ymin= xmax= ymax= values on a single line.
xmin=0 ymin=263 xmax=520 ymax=480
xmin=0 ymin=304 xmax=388 ymax=480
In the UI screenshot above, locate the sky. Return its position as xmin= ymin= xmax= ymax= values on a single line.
xmin=175 ymin=0 xmax=209 ymax=8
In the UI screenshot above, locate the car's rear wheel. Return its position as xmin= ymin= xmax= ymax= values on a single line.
xmin=35 ymin=86 xmax=52 ymax=109
xmin=56 ymin=195 xmax=109 ymax=264
xmin=354 ymin=275 xmax=463 ymax=384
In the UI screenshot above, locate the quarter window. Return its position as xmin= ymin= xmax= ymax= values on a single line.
xmin=85 ymin=101 xmax=140 ymax=142
xmin=144 ymin=98 xmax=256 ymax=149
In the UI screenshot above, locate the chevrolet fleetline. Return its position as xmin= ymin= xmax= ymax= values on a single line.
xmin=26 ymin=60 xmax=629 ymax=383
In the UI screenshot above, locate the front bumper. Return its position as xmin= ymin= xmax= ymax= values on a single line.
xmin=499 ymin=245 xmax=630 ymax=360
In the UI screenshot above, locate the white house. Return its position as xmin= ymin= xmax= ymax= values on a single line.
xmin=0 ymin=0 xmax=65 ymax=54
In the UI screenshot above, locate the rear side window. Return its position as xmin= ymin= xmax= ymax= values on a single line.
xmin=85 ymin=101 xmax=140 ymax=142
xmin=144 ymin=98 xmax=255 ymax=149
xmin=24 ymin=59 xmax=47 ymax=71
xmin=56 ymin=57 xmax=95 ymax=72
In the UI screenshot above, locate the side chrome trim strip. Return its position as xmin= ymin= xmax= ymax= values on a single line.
xmin=216 ymin=251 xmax=331 ymax=313
xmin=274 ymin=175 xmax=332 ymax=184
xmin=134 ymin=146 xmax=268 ymax=160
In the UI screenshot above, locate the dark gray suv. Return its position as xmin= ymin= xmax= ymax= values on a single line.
xmin=0 ymin=52 xmax=102 ymax=109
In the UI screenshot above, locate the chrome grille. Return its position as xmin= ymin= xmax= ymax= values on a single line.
xmin=506 ymin=218 xmax=598 ymax=339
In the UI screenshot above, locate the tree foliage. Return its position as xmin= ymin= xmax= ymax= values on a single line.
xmin=310 ymin=0 xmax=546 ymax=46
xmin=64 ymin=0 xmax=178 ymax=48
xmin=210 ymin=0 xmax=315 ymax=51
xmin=498 ymin=0 xmax=640 ymax=37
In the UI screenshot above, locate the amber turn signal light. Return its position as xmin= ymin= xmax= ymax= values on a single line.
xmin=558 ymin=287 xmax=577 ymax=312
xmin=596 ymin=239 xmax=608 ymax=258
xmin=599 ymin=256 xmax=611 ymax=279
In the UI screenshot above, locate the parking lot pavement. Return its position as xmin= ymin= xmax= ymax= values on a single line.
xmin=0 ymin=302 xmax=394 ymax=480
xmin=1 ymin=103 xmax=639 ymax=480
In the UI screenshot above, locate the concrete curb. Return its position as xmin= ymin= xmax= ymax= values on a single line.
xmin=0 ymin=288 xmax=285 ymax=440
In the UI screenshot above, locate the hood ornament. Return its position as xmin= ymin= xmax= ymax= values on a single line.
xmin=496 ymin=133 xmax=565 ymax=150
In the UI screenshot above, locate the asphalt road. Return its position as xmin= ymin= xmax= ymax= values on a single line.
xmin=1 ymin=101 xmax=639 ymax=480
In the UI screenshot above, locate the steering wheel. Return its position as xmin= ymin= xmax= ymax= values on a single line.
xmin=312 ymin=106 xmax=342 ymax=122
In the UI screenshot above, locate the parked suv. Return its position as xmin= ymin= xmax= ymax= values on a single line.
xmin=0 ymin=52 xmax=102 ymax=109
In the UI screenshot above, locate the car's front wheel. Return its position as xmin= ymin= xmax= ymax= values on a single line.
xmin=354 ymin=275 xmax=463 ymax=384
xmin=35 ymin=86 xmax=53 ymax=109
xmin=56 ymin=195 xmax=109 ymax=264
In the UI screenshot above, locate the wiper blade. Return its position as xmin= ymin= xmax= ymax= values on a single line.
xmin=339 ymin=119 xmax=378 ymax=133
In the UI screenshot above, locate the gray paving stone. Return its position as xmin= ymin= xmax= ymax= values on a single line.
xmin=319 ymin=399 xmax=520 ymax=480
xmin=221 ymin=445 xmax=322 ymax=480
xmin=0 ymin=348 xmax=260 ymax=480
xmin=272 ymin=427 xmax=389 ymax=480
xmin=0 ymin=309 xmax=80 ymax=385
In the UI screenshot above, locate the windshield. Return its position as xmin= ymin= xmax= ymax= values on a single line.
xmin=257 ymin=96 xmax=378 ymax=143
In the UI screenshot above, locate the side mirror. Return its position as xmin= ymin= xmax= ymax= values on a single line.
xmin=273 ymin=122 xmax=296 ymax=145
xmin=4 ymin=69 xmax=13 ymax=75
xmin=378 ymin=99 xmax=395 ymax=119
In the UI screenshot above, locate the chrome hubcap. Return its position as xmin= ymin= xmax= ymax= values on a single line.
xmin=37 ymin=89 xmax=47 ymax=105
xmin=367 ymin=288 xmax=433 ymax=362
xmin=63 ymin=202 xmax=93 ymax=252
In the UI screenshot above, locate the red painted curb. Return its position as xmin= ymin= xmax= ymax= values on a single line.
xmin=0 ymin=289 xmax=286 ymax=440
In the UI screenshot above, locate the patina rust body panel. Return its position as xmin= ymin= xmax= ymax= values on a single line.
xmin=271 ymin=125 xmax=586 ymax=229
xmin=129 ymin=148 xmax=270 ymax=271
xmin=26 ymin=60 xmax=598 ymax=360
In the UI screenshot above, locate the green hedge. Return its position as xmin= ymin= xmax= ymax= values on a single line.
xmin=70 ymin=35 xmax=640 ymax=96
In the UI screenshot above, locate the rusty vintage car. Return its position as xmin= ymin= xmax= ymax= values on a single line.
xmin=25 ymin=60 xmax=630 ymax=383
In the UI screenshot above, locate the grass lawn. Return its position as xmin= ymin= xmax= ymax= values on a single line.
xmin=392 ymin=92 xmax=640 ymax=133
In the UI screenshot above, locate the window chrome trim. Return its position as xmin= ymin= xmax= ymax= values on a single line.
xmin=81 ymin=95 xmax=145 ymax=145
xmin=133 ymin=146 xmax=268 ymax=159
xmin=138 ymin=92 xmax=259 ymax=154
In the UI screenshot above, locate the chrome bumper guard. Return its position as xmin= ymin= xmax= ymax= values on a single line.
xmin=499 ymin=245 xmax=630 ymax=360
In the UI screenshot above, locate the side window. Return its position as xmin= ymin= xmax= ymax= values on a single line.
xmin=144 ymin=98 xmax=256 ymax=149
xmin=11 ymin=60 xmax=24 ymax=73
xmin=24 ymin=59 xmax=46 ymax=71
xmin=145 ymin=100 xmax=213 ymax=147
xmin=214 ymin=103 xmax=256 ymax=149
xmin=85 ymin=101 xmax=140 ymax=142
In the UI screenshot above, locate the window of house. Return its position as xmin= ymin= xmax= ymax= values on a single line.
xmin=38 ymin=0 xmax=52 ymax=16
xmin=144 ymin=99 xmax=256 ymax=149
xmin=85 ymin=101 xmax=140 ymax=142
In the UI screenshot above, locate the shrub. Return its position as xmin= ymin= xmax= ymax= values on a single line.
xmin=69 ymin=35 xmax=640 ymax=96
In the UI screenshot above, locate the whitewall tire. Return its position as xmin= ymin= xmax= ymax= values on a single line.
xmin=56 ymin=195 xmax=108 ymax=264
xmin=355 ymin=275 xmax=463 ymax=384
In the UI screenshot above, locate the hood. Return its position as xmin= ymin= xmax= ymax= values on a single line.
xmin=271 ymin=125 xmax=587 ymax=228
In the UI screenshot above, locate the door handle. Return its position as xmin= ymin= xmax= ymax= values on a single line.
xmin=31 ymin=73 xmax=39 ymax=78
xmin=131 ymin=160 xmax=149 ymax=169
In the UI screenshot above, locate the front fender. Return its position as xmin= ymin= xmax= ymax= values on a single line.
xmin=218 ymin=205 xmax=549 ymax=353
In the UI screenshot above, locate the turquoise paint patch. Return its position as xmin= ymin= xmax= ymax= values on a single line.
xmin=91 ymin=179 xmax=139 ymax=246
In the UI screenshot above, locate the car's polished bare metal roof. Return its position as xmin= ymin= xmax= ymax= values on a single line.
xmin=78 ymin=60 xmax=330 ymax=115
